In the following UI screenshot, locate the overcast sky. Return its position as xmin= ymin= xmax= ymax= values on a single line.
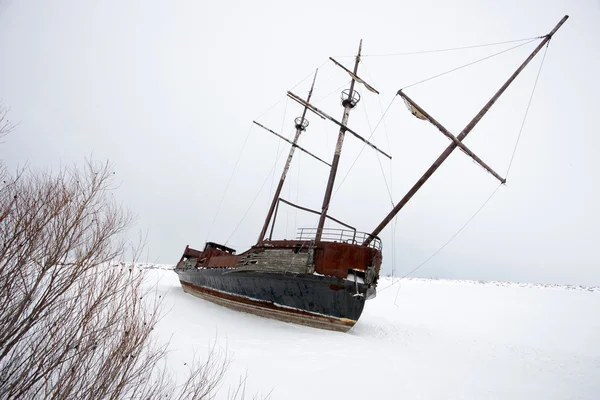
xmin=1 ymin=0 xmax=598 ymax=285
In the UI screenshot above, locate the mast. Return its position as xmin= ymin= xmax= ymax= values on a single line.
xmin=363 ymin=15 xmax=569 ymax=246
xmin=257 ymin=70 xmax=319 ymax=244
xmin=315 ymin=40 xmax=363 ymax=242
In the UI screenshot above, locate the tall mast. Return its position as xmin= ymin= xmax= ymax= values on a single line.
xmin=363 ymin=15 xmax=569 ymax=246
xmin=257 ymin=70 xmax=319 ymax=244
xmin=315 ymin=40 xmax=363 ymax=242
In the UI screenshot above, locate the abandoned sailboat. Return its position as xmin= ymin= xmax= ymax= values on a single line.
xmin=175 ymin=16 xmax=568 ymax=332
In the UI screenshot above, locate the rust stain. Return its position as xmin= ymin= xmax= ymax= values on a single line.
xmin=314 ymin=242 xmax=381 ymax=279
xmin=178 ymin=240 xmax=382 ymax=282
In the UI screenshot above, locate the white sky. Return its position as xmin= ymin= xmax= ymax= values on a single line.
xmin=1 ymin=0 xmax=598 ymax=285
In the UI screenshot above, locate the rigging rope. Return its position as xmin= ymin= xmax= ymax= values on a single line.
xmin=311 ymin=67 xmax=343 ymax=102
xmin=225 ymin=141 xmax=289 ymax=245
xmin=506 ymin=42 xmax=549 ymax=178
xmin=269 ymin=97 xmax=288 ymax=198
xmin=323 ymin=38 xmax=541 ymax=242
xmin=402 ymin=38 xmax=539 ymax=90
xmin=221 ymin=61 xmax=349 ymax=247
xmin=255 ymin=60 xmax=330 ymax=120
xmin=330 ymin=95 xmax=397 ymax=200
xmin=363 ymin=58 xmax=399 ymax=278
xmin=323 ymin=117 xmax=331 ymax=151
xmin=378 ymin=43 xmax=552 ymax=302
xmin=286 ymin=150 xmax=291 ymax=237
xmin=333 ymin=36 xmax=543 ymax=58
xmin=218 ymin=62 xmax=329 ymax=245
xmin=295 ymin=140 xmax=301 ymax=236
xmin=281 ymin=38 xmax=517 ymax=260
xmin=314 ymin=80 xmax=352 ymax=104
xmin=362 ymin=94 xmax=394 ymax=207
xmin=375 ymin=182 xmax=503 ymax=297
xmin=363 ymin=60 xmax=395 ymax=208
xmin=378 ymin=42 xmax=552 ymax=298
xmin=205 ymin=124 xmax=254 ymax=242
xmin=220 ymin=36 xmax=548 ymax=262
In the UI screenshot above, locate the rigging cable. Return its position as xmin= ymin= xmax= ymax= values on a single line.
xmin=327 ymin=38 xmax=541 ymax=217
xmin=323 ymin=116 xmax=331 ymax=151
xmin=506 ymin=42 xmax=549 ymax=179
xmin=311 ymin=66 xmax=344 ymax=104
xmin=255 ymin=59 xmax=330 ymax=120
xmin=215 ymin=35 xmax=544 ymax=246
xmin=362 ymin=91 xmax=394 ymax=207
xmin=330 ymin=95 xmax=397 ymax=200
xmin=362 ymin=59 xmax=395 ymax=208
xmin=295 ymin=138 xmax=302 ymax=236
xmin=225 ymin=138 xmax=289 ymax=245
xmin=363 ymin=58 xmax=399 ymax=280
xmin=376 ymin=182 xmax=503 ymax=293
xmin=360 ymin=95 xmax=399 ymax=281
xmin=314 ymin=80 xmax=352 ymax=104
xmin=216 ymin=61 xmax=328 ymax=244
xmin=333 ymin=36 xmax=543 ymax=58
xmin=269 ymin=97 xmax=288 ymax=199
xmin=379 ymin=41 xmax=551 ymax=299
xmin=286 ymin=147 xmax=291 ymax=237
xmin=222 ymin=61 xmax=344 ymax=247
xmin=205 ymin=124 xmax=254 ymax=242
xmin=402 ymin=38 xmax=539 ymax=90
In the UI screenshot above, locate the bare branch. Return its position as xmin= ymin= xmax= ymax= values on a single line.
xmin=0 ymin=103 xmax=16 ymax=140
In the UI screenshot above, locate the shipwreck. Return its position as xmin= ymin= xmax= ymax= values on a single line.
xmin=175 ymin=16 xmax=568 ymax=331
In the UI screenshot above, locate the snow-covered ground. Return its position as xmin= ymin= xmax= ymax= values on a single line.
xmin=146 ymin=268 xmax=600 ymax=399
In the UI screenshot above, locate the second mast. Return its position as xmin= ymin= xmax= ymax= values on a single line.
xmin=315 ymin=40 xmax=363 ymax=242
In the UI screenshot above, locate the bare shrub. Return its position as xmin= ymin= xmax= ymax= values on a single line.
xmin=0 ymin=158 xmax=269 ymax=399
xmin=0 ymin=103 xmax=16 ymax=139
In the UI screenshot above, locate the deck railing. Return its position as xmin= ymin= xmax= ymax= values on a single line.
xmin=296 ymin=228 xmax=382 ymax=251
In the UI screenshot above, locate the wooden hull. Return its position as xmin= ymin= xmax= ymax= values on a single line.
xmin=175 ymin=268 xmax=369 ymax=332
